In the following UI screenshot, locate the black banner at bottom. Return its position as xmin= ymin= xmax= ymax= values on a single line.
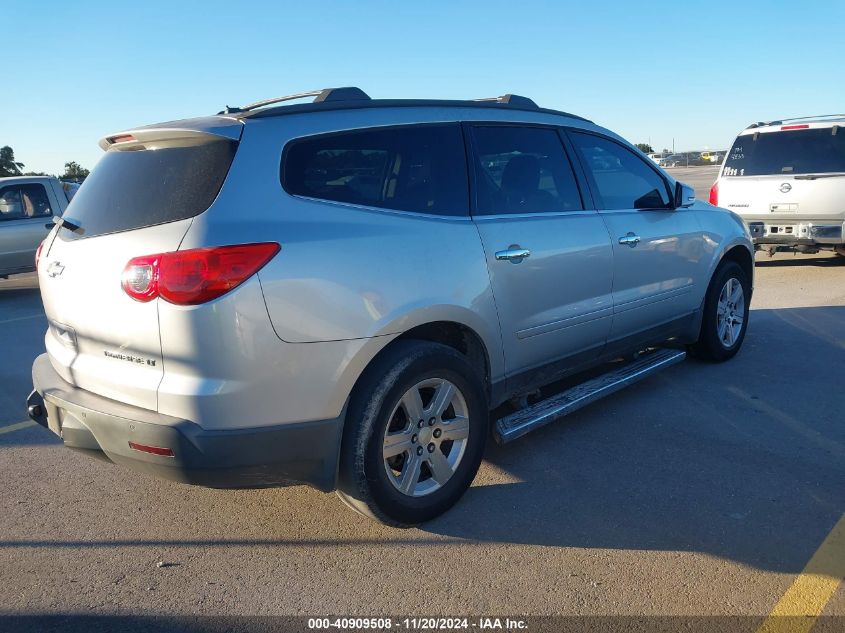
xmin=1 ymin=615 xmax=842 ymax=633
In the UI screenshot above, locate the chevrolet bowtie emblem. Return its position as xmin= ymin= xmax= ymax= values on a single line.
xmin=46 ymin=261 xmax=65 ymax=278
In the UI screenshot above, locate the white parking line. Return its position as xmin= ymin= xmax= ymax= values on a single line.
xmin=0 ymin=314 xmax=45 ymax=325
xmin=0 ymin=420 xmax=37 ymax=435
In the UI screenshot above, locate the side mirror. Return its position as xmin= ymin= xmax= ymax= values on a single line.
xmin=674 ymin=181 xmax=696 ymax=208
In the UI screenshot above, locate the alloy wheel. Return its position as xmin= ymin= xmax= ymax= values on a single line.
xmin=382 ymin=378 xmax=470 ymax=497
xmin=716 ymin=277 xmax=745 ymax=348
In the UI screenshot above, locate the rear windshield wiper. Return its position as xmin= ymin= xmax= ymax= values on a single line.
xmin=793 ymin=172 xmax=845 ymax=180
xmin=52 ymin=216 xmax=82 ymax=233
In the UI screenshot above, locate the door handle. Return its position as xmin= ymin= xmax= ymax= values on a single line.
xmin=495 ymin=247 xmax=531 ymax=262
xmin=618 ymin=232 xmax=641 ymax=247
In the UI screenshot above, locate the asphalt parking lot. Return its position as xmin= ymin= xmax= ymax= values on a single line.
xmin=1 ymin=193 xmax=843 ymax=628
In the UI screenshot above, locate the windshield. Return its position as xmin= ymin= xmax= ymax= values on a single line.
xmin=724 ymin=127 xmax=845 ymax=176
xmin=62 ymin=138 xmax=237 ymax=239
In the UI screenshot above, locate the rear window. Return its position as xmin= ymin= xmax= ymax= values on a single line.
xmin=724 ymin=127 xmax=845 ymax=176
xmin=62 ymin=138 xmax=236 ymax=239
xmin=282 ymin=124 xmax=468 ymax=216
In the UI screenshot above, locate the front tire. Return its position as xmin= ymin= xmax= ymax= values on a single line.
xmin=336 ymin=340 xmax=488 ymax=526
xmin=690 ymin=261 xmax=750 ymax=362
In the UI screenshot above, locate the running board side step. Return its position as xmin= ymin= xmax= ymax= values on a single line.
xmin=494 ymin=349 xmax=686 ymax=444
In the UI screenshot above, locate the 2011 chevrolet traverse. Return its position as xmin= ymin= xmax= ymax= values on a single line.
xmin=28 ymin=88 xmax=754 ymax=525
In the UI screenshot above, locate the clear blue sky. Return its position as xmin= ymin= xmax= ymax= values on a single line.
xmin=5 ymin=0 xmax=844 ymax=175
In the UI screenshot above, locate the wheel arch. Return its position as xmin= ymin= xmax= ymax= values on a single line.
xmin=720 ymin=243 xmax=754 ymax=292
xmin=346 ymin=319 xmax=495 ymax=409
xmin=392 ymin=321 xmax=492 ymax=400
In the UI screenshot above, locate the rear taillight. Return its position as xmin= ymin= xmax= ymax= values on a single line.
xmin=121 ymin=243 xmax=280 ymax=305
xmin=35 ymin=242 xmax=44 ymax=270
xmin=709 ymin=181 xmax=719 ymax=205
xmin=121 ymin=254 xmax=161 ymax=302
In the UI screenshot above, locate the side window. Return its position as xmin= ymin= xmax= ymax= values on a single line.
xmin=570 ymin=132 xmax=673 ymax=210
xmin=282 ymin=124 xmax=468 ymax=216
xmin=470 ymin=126 xmax=583 ymax=215
xmin=0 ymin=187 xmax=24 ymax=220
xmin=20 ymin=184 xmax=53 ymax=218
xmin=0 ymin=184 xmax=52 ymax=220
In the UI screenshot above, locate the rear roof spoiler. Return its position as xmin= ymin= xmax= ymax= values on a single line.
xmin=98 ymin=116 xmax=243 ymax=151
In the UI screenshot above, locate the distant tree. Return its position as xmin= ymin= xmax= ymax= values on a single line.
xmin=635 ymin=143 xmax=654 ymax=154
xmin=23 ymin=171 xmax=52 ymax=177
xmin=0 ymin=146 xmax=24 ymax=176
xmin=60 ymin=161 xmax=90 ymax=182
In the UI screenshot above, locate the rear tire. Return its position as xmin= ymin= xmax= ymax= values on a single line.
xmin=689 ymin=261 xmax=750 ymax=362
xmin=336 ymin=340 xmax=488 ymax=527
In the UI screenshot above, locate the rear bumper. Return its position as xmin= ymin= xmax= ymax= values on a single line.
xmin=746 ymin=220 xmax=845 ymax=246
xmin=28 ymin=353 xmax=343 ymax=492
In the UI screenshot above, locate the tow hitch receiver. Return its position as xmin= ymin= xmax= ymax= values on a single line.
xmin=27 ymin=390 xmax=48 ymax=429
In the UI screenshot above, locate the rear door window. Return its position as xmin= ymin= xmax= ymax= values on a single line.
xmin=724 ymin=127 xmax=845 ymax=176
xmin=282 ymin=124 xmax=468 ymax=216
xmin=62 ymin=138 xmax=237 ymax=239
xmin=569 ymin=132 xmax=673 ymax=210
xmin=469 ymin=125 xmax=583 ymax=215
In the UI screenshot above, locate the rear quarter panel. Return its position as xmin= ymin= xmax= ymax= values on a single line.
xmin=156 ymin=275 xmax=381 ymax=428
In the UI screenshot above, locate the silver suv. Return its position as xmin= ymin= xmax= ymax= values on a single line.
xmin=711 ymin=115 xmax=845 ymax=256
xmin=28 ymin=88 xmax=754 ymax=525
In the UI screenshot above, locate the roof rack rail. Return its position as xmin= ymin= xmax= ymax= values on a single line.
xmin=746 ymin=113 xmax=845 ymax=129
xmin=223 ymin=90 xmax=590 ymax=123
xmin=473 ymin=93 xmax=539 ymax=109
xmin=218 ymin=87 xmax=370 ymax=115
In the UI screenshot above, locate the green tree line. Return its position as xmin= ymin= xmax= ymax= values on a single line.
xmin=0 ymin=145 xmax=90 ymax=181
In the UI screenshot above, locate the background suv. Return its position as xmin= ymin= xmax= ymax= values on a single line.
xmin=0 ymin=176 xmax=71 ymax=277
xmin=711 ymin=115 xmax=845 ymax=256
xmin=29 ymin=88 xmax=754 ymax=525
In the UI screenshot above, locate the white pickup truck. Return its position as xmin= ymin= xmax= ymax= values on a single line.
xmin=0 ymin=176 xmax=74 ymax=277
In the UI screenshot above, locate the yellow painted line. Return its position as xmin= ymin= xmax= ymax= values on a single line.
xmin=757 ymin=513 xmax=845 ymax=633
xmin=0 ymin=420 xmax=37 ymax=435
